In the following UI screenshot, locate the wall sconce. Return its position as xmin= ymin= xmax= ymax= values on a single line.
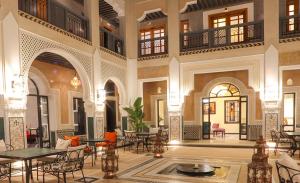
xmin=287 ymin=78 xmax=293 ymax=86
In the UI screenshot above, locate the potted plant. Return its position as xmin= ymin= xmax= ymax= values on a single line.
xmin=123 ymin=97 xmax=147 ymax=132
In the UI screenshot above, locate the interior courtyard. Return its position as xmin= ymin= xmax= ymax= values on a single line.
xmin=0 ymin=0 xmax=300 ymax=182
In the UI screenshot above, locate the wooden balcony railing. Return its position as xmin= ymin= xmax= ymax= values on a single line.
xmin=138 ymin=36 xmax=168 ymax=58
xmin=18 ymin=0 xmax=89 ymax=40
xmin=180 ymin=21 xmax=264 ymax=52
xmin=100 ymin=29 xmax=124 ymax=56
xmin=280 ymin=15 xmax=300 ymax=39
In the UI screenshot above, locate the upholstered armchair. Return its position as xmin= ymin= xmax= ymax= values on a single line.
xmin=41 ymin=145 xmax=86 ymax=183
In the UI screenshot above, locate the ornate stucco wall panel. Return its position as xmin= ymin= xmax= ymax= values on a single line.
xmin=101 ymin=61 xmax=127 ymax=106
xmin=19 ymin=30 xmax=93 ymax=80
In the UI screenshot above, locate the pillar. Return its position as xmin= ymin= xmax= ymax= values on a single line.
xmin=167 ymin=0 xmax=180 ymax=58
xmin=85 ymin=0 xmax=100 ymax=46
xmin=125 ymin=0 xmax=138 ymax=104
xmin=263 ymin=0 xmax=280 ymax=139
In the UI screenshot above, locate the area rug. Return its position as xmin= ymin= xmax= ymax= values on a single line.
xmin=117 ymin=157 xmax=247 ymax=183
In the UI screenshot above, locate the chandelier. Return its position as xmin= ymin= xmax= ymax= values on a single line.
xmin=70 ymin=72 xmax=81 ymax=89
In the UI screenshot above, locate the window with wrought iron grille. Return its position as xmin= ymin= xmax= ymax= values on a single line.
xmin=287 ymin=0 xmax=299 ymax=31
xmin=140 ymin=27 xmax=166 ymax=56
xmin=209 ymin=9 xmax=247 ymax=45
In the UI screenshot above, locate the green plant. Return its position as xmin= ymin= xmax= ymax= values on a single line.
xmin=123 ymin=97 xmax=147 ymax=132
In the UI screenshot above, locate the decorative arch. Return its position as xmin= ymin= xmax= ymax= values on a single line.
xmin=103 ymin=77 xmax=126 ymax=107
xmin=23 ymin=48 xmax=92 ymax=102
xmin=28 ymin=66 xmax=51 ymax=96
xmin=202 ymin=77 xmax=249 ymax=97
xmin=209 ymin=83 xmax=240 ymax=97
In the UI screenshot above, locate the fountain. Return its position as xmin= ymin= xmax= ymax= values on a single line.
xmin=176 ymin=163 xmax=216 ymax=176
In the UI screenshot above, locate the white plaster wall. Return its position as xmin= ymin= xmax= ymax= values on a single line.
xmin=210 ymin=97 xmax=240 ymax=133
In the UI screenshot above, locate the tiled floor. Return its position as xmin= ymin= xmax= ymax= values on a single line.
xmin=181 ymin=134 xmax=256 ymax=148
xmin=4 ymin=145 xmax=284 ymax=183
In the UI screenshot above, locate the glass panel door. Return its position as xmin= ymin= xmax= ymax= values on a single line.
xmin=283 ymin=93 xmax=295 ymax=132
xmin=40 ymin=96 xmax=50 ymax=147
xmin=202 ymin=98 xmax=211 ymax=139
xmin=239 ymin=96 xmax=248 ymax=140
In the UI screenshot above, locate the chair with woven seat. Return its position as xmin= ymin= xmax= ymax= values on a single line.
xmin=212 ymin=123 xmax=225 ymax=137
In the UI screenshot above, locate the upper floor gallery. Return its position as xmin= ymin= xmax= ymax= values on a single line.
xmin=4 ymin=0 xmax=300 ymax=62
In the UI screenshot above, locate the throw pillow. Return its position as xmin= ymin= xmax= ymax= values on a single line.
xmin=0 ymin=140 xmax=6 ymax=152
xmin=55 ymin=138 xmax=71 ymax=150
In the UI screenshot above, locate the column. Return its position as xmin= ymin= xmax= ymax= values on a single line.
xmin=167 ymin=0 xmax=180 ymax=58
xmin=85 ymin=0 xmax=100 ymax=46
xmin=93 ymin=48 xmax=105 ymax=137
xmin=2 ymin=10 xmax=27 ymax=148
xmin=168 ymin=57 xmax=182 ymax=142
xmin=263 ymin=0 xmax=280 ymax=139
xmin=125 ymin=0 xmax=138 ymax=103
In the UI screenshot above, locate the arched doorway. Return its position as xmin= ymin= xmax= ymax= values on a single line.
xmin=25 ymin=52 xmax=87 ymax=147
xmin=104 ymin=80 xmax=120 ymax=132
xmin=26 ymin=78 xmax=50 ymax=148
xmin=202 ymin=83 xmax=248 ymax=140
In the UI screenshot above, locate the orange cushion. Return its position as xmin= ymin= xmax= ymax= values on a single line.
xmin=64 ymin=136 xmax=80 ymax=147
xmin=104 ymin=132 xmax=117 ymax=144
xmin=95 ymin=142 xmax=108 ymax=147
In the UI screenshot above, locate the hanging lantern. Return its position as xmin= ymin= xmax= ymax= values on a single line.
xmin=101 ymin=144 xmax=119 ymax=179
xmin=153 ymin=129 xmax=164 ymax=158
xmin=247 ymin=136 xmax=272 ymax=183
xmin=70 ymin=72 xmax=81 ymax=89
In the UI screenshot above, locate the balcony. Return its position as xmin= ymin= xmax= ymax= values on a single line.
xmin=138 ymin=36 xmax=168 ymax=59
xmin=280 ymin=15 xmax=300 ymax=39
xmin=100 ymin=29 xmax=124 ymax=56
xmin=180 ymin=21 xmax=264 ymax=53
xmin=18 ymin=0 xmax=89 ymax=40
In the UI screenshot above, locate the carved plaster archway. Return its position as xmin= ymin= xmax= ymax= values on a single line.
xmin=103 ymin=77 xmax=127 ymax=108
xmin=23 ymin=48 xmax=92 ymax=103
xmin=193 ymin=77 xmax=256 ymax=126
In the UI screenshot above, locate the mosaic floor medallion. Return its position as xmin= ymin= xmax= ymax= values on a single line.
xmin=118 ymin=157 xmax=246 ymax=183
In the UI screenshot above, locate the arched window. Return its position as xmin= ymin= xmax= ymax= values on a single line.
xmin=209 ymin=83 xmax=240 ymax=97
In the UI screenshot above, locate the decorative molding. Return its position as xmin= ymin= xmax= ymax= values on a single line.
xmin=137 ymin=8 xmax=167 ymax=22
xmin=180 ymin=0 xmax=197 ymax=13
xmin=180 ymin=42 xmax=264 ymax=56
xmin=18 ymin=10 xmax=92 ymax=45
xmin=95 ymin=117 xmax=104 ymax=138
xmin=137 ymin=54 xmax=169 ymax=61
xmin=280 ymin=36 xmax=300 ymax=43
xmin=104 ymin=0 xmax=125 ymax=17
xmin=100 ymin=46 xmax=126 ymax=60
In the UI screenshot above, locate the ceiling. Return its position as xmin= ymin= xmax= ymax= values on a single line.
xmin=141 ymin=11 xmax=167 ymax=22
xmin=99 ymin=0 xmax=119 ymax=27
xmin=184 ymin=0 xmax=253 ymax=13
xmin=35 ymin=52 xmax=75 ymax=70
